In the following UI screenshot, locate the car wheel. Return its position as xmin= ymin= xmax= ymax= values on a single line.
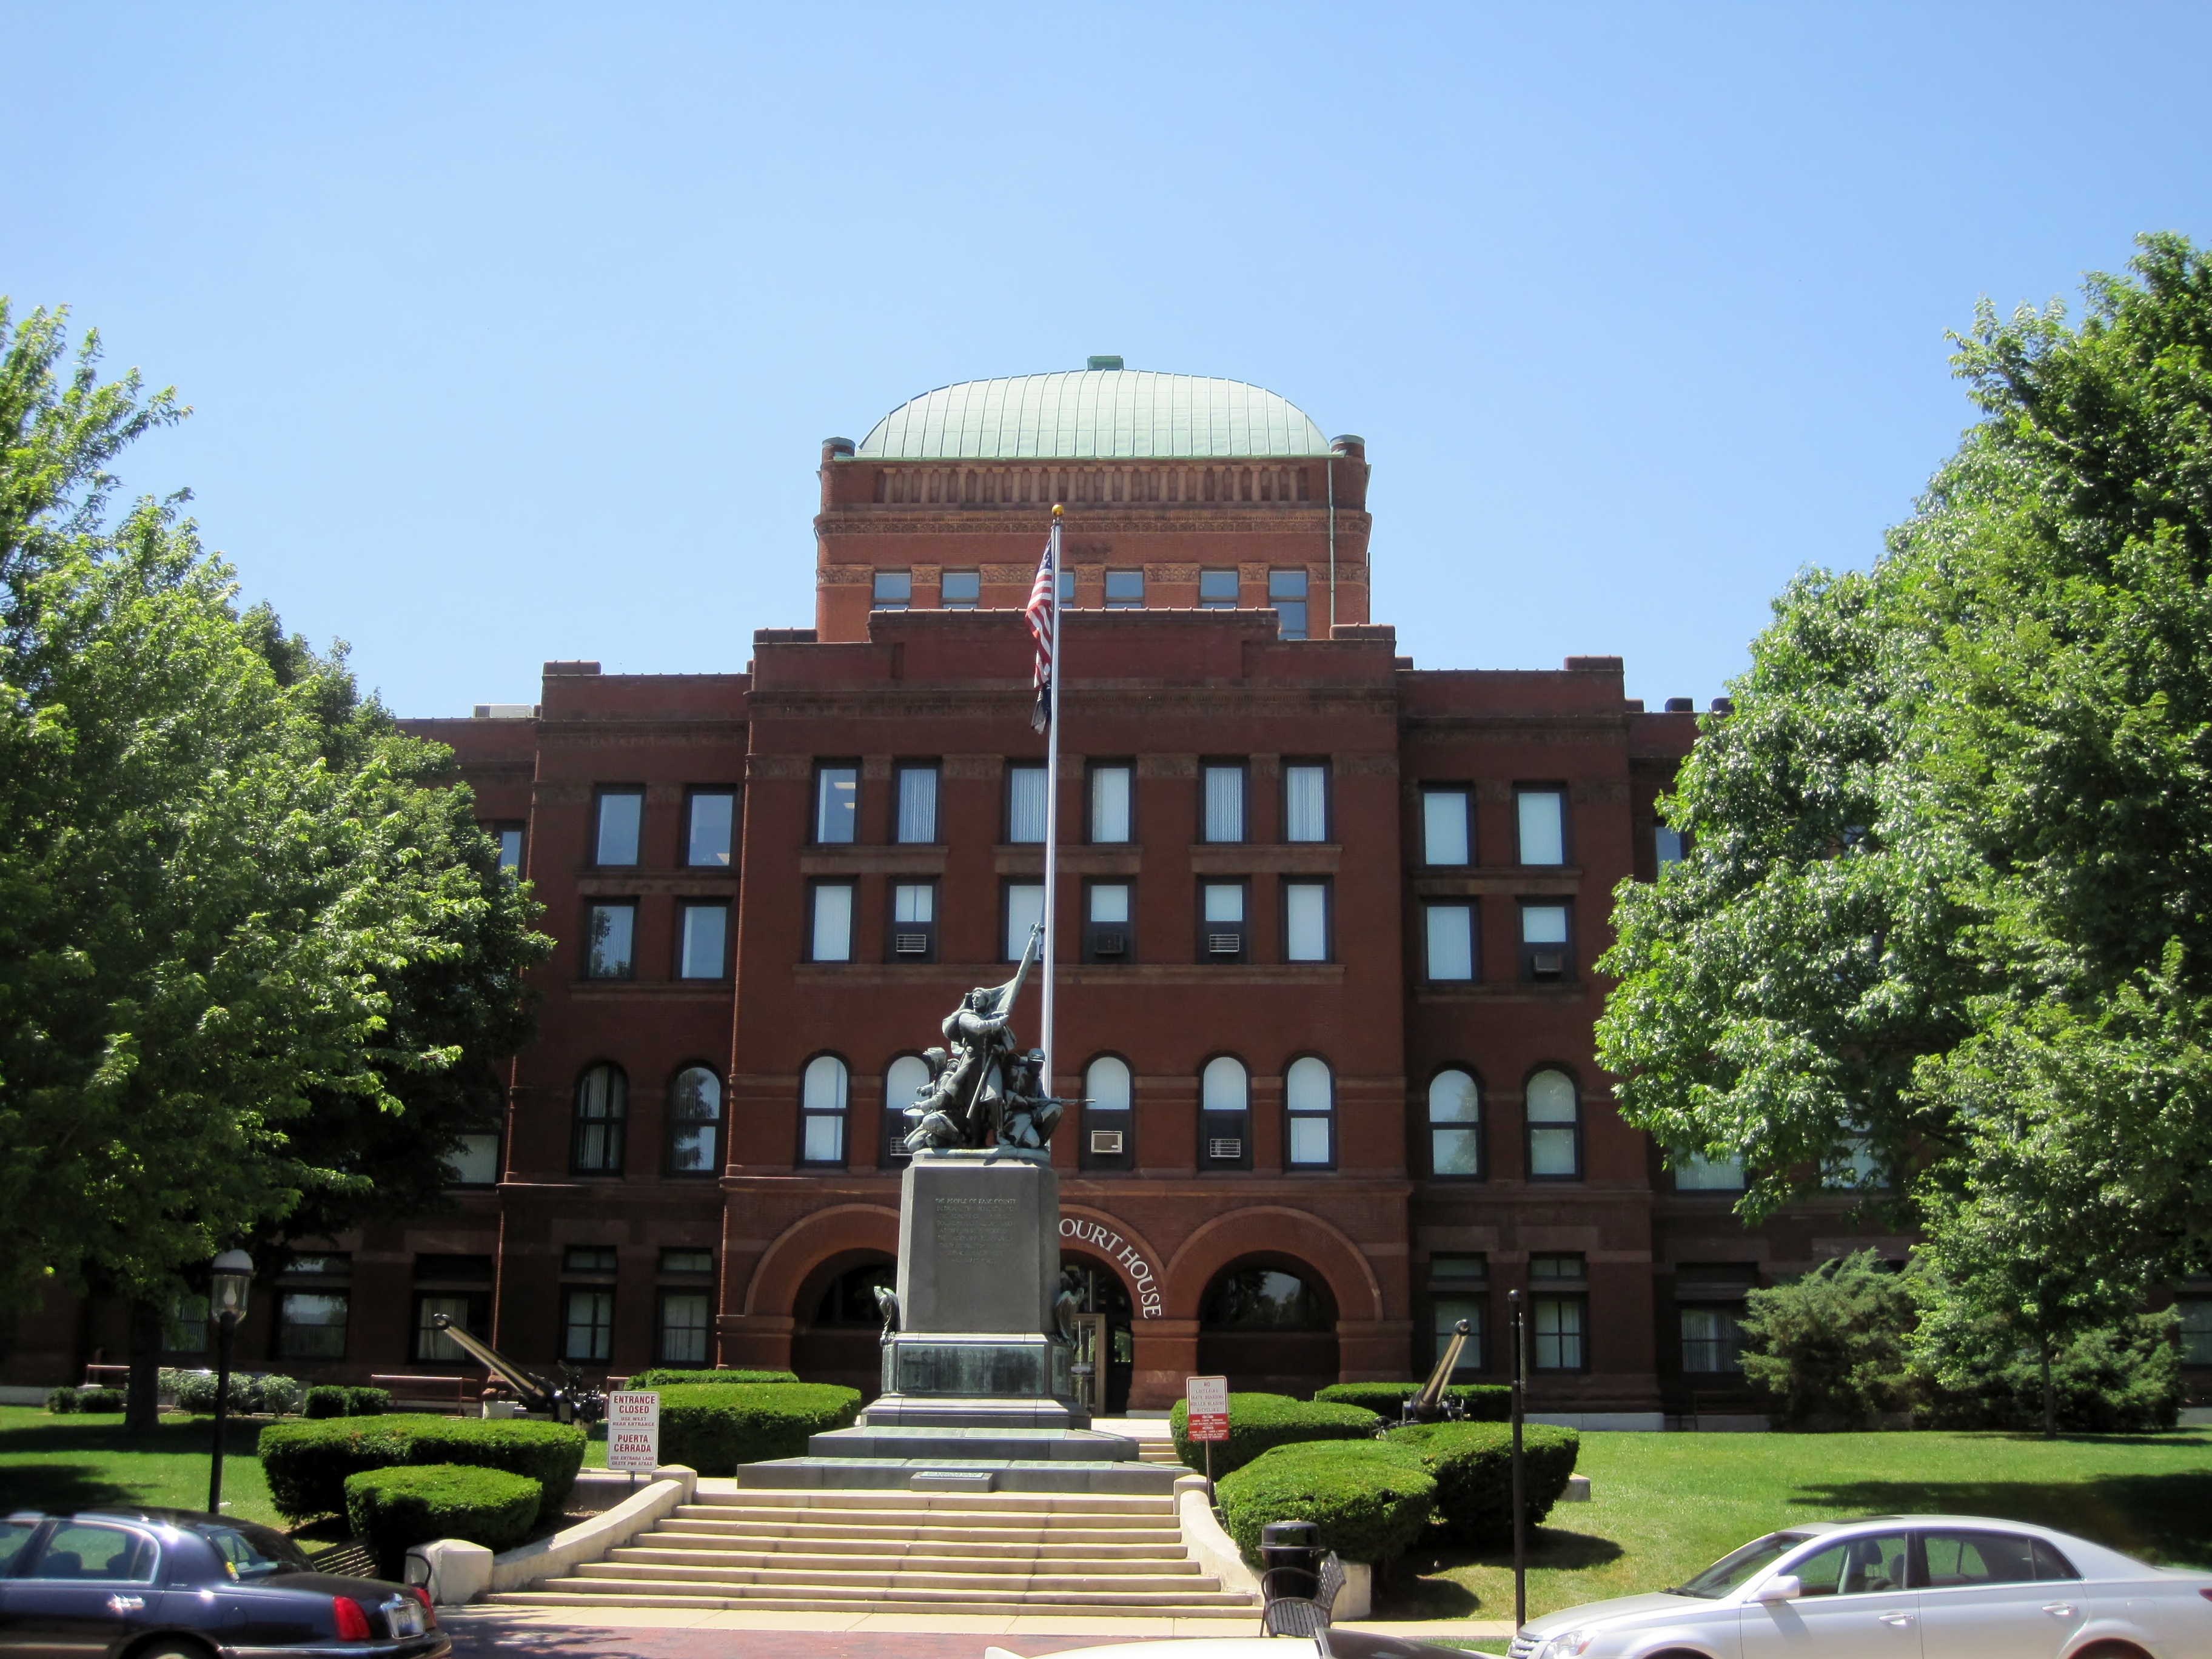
xmin=2072 ymin=1644 xmax=2152 ymax=1659
xmin=130 ymin=1640 xmax=216 ymax=1659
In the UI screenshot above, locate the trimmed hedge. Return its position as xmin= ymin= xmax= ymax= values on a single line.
xmin=45 ymin=1388 xmax=78 ymax=1414
xmin=655 ymin=1383 xmax=862 ymax=1475
xmin=1312 ymin=1382 xmax=1512 ymax=1422
xmin=304 ymin=1385 xmax=392 ymax=1419
xmin=1386 ymin=1420 xmax=1580 ymax=1544
xmin=1218 ymin=1441 xmax=1436 ymax=1566
xmin=1168 ymin=1392 xmax=1380 ymax=1478
xmin=48 ymin=1386 xmax=125 ymax=1413
xmin=344 ymin=1464 xmax=540 ymax=1578
xmin=259 ymin=1414 xmax=586 ymax=1523
xmin=626 ymin=1368 xmax=799 ymax=1388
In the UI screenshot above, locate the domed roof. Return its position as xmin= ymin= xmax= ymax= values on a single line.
xmin=856 ymin=368 xmax=1331 ymax=461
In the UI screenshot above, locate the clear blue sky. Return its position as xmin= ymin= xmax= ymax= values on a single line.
xmin=11 ymin=3 xmax=2211 ymax=716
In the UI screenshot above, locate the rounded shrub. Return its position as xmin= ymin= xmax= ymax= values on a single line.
xmin=1217 ymin=1440 xmax=1436 ymax=1566
xmin=74 ymin=1386 xmax=126 ymax=1413
xmin=401 ymin=1418 xmax=586 ymax=1523
xmin=303 ymin=1384 xmax=392 ymax=1419
xmin=1385 ymin=1420 xmax=1580 ymax=1544
xmin=655 ymin=1383 xmax=862 ymax=1475
xmin=253 ymin=1375 xmax=305 ymax=1416
xmin=1313 ymin=1382 xmax=1512 ymax=1422
xmin=1167 ymin=1392 xmax=1379 ymax=1478
xmin=175 ymin=1371 xmax=257 ymax=1415
xmin=344 ymin=1463 xmax=541 ymax=1578
xmin=45 ymin=1387 xmax=78 ymax=1414
xmin=626 ymin=1367 xmax=799 ymax=1388
xmin=258 ymin=1413 xmax=588 ymax=1523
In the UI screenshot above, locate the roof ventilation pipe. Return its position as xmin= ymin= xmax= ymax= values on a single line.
xmin=1086 ymin=354 xmax=1124 ymax=370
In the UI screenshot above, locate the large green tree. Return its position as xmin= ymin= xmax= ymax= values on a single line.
xmin=0 ymin=304 xmax=548 ymax=1423
xmin=1600 ymin=235 xmax=2212 ymax=1398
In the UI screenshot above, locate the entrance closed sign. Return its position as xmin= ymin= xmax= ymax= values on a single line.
xmin=606 ymin=1390 xmax=660 ymax=1472
xmin=1185 ymin=1375 xmax=1228 ymax=1441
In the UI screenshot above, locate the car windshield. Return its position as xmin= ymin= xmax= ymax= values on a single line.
xmin=1673 ymin=1532 xmax=1813 ymax=1599
xmin=198 ymin=1524 xmax=310 ymax=1581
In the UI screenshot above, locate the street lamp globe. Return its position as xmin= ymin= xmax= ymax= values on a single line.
xmin=210 ymin=1250 xmax=253 ymax=1320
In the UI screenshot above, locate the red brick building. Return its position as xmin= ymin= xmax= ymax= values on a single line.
xmin=5 ymin=363 xmax=1936 ymax=1421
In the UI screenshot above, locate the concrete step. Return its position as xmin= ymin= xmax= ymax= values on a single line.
xmin=637 ymin=1532 xmax=1188 ymax=1561
xmin=1138 ymin=1446 xmax=1185 ymax=1464
xmin=732 ymin=1456 xmax=1180 ymax=1495
xmin=682 ymin=1493 xmax=1176 ymax=1517
xmin=510 ymin=1578 xmax=1255 ymax=1608
xmin=658 ymin=1518 xmax=1180 ymax=1546
xmin=609 ymin=1547 xmax=1205 ymax=1579
xmin=486 ymin=1590 xmax=1259 ymax=1617
xmin=578 ymin=1562 xmax=1216 ymax=1592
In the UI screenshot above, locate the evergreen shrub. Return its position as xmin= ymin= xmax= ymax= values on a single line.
xmin=1216 ymin=1441 xmax=1436 ymax=1565
xmin=259 ymin=1414 xmax=586 ymax=1522
xmin=73 ymin=1386 xmax=126 ymax=1413
xmin=625 ymin=1368 xmax=799 ymax=1387
xmin=303 ymin=1384 xmax=393 ymax=1419
xmin=1385 ymin=1420 xmax=1580 ymax=1543
xmin=45 ymin=1388 xmax=78 ymax=1414
xmin=1168 ymin=1392 xmax=1379 ymax=1477
xmin=175 ymin=1371 xmax=258 ymax=1415
xmin=654 ymin=1383 xmax=862 ymax=1475
xmin=344 ymin=1464 xmax=540 ymax=1578
xmin=1312 ymin=1382 xmax=1512 ymax=1421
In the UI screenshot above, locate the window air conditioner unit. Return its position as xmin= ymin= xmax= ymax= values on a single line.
xmin=1530 ymin=950 xmax=1566 ymax=977
xmin=1093 ymin=932 xmax=1127 ymax=956
xmin=1088 ymin=1129 xmax=1125 ymax=1155
xmin=1208 ymin=933 xmax=1242 ymax=955
xmin=1207 ymin=1138 xmax=1244 ymax=1160
xmin=894 ymin=933 xmax=930 ymax=954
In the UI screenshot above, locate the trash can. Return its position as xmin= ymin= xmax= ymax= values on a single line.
xmin=1260 ymin=1520 xmax=1321 ymax=1604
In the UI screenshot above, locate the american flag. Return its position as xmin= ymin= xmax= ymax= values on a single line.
xmin=1024 ymin=528 xmax=1056 ymax=733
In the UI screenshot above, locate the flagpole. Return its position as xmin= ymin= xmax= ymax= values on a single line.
xmin=1041 ymin=504 xmax=1064 ymax=1111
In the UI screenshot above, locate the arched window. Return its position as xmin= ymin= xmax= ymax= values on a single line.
xmin=1081 ymin=1054 xmax=1134 ymax=1171
xmin=571 ymin=1063 xmax=628 ymax=1175
xmin=1285 ymin=1056 xmax=1333 ymax=1168
xmin=882 ymin=1053 xmax=933 ymax=1167
xmin=799 ymin=1054 xmax=848 ymax=1166
xmin=1526 ymin=1068 xmax=1581 ymax=1179
xmin=665 ymin=1066 xmax=722 ymax=1176
xmin=1199 ymin=1056 xmax=1248 ymax=1170
xmin=1429 ymin=1069 xmax=1482 ymax=1178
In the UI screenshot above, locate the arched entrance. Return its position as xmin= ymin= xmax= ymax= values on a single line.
xmin=1197 ymin=1257 xmax=1340 ymax=1398
xmin=791 ymin=1254 xmax=894 ymax=1397
xmin=1059 ymin=1252 xmax=1135 ymax=1414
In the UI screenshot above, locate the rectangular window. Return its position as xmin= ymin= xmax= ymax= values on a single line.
xmin=1089 ymin=765 xmax=1133 ymax=843
xmin=1823 ymin=1127 xmax=1882 ymax=1190
xmin=679 ymin=903 xmax=728 ymax=979
xmin=1520 ymin=902 xmax=1571 ymax=981
xmin=1286 ymin=1070 xmax=1333 ymax=1166
xmin=166 ymin=1293 xmax=210 ymax=1355
xmin=809 ymin=882 xmax=854 ymax=962
xmin=1202 ymin=763 xmax=1245 ymax=843
xmin=1422 ymin=789 xmax=1471 ymax=866
xmin=1085 ymin=881 xmax=1133 ymax=962
xmin=2180 ymin=1296 xmax=2212 ymax=1366
xmin=1655 ymin=823 xmax=1685 ymax=869
xmin=940 ymin=569 xmax=980 ymax=609
xmin=658 ymin=1291 xmax=711 ymax=1366
xmin=1202 ymin=881 xmax=1247 ymax=960
xmin=1059 ymin=567 xmax=1076 ymax=606
xmin=661 ymin=1248 xmax=714 ymax=1275
xmin=686 ymin=791 xmax=736 ymax=867
xmin=890 ymin=882 xmax=936 ymax=961
xmin=443 ymin=1132 xmax=500 ymax=1186
xmin=1284 ymin=881 xmax=1329 ymax=962
xmin=895 ymin=764 xmax=939 ymax=844
xmin=1269 ymin=568 xmax=1309 ymax=640
xmin=275 ymin=1291 xmax=349 ymax=1361
xmin=414 ymin=1293 xmax=490 ymax=1364
xmin=564 ymin=1246 xmax=617 ymax=1273
xmin=1529 ymin=1252 xmax=1584 ymax=1281
xmin=585 ymin=902 xmax=636 ymax=979
xmin=1675 ymin=1150 xmax=1746 ymax=1190
xmin=1007 ymin=763 xmax=1048 ymax=843
xmin=1198 ymin=568 xmax=1239 ymax=608
xmin=1005 ymin=882 xmax=1043 ymax=960
xmin=561 ymin=1289 xmax=614 ymax=1363
xmin=1532 ymin=1294 xmax=1587 ymax=1371
xmin=1433 ymin=1285 xmax=1487 ymax=1375
xmin=1424 ymin=903 xmax=1475 ymax=981
xmin=595 ymin=789 xmax=643 ymax=866
xmin=494 ymin=823 xmax=525 ymax=872
xmin=1680 ymin=1306 xmax=1744 ymax=1373
xmin=872 ymin=569 xmax=911 ymax=610
xmin=1283 ymin=763 xmax=1329 ymax=843
xmin=1104 ymin=568 xmax=1145 ymax=609
xmin=1517 ymin=788 xmax=1566 ymax=865
xmin=814 ymin=765 xmax=859 ymax=845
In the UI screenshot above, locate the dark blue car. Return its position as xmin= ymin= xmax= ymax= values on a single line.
xmin=0 ymin=1508 xmax=451 ymax=1659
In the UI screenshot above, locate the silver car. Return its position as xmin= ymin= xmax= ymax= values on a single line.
xmin=1510 ymin=1513 xmax=2212 ymax=1658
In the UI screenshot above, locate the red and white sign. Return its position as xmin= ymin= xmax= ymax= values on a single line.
xmin=605 ymin=1390 xmax=661 ymax=1472
xmin=1185 ymin=1375 xmax=1228 ymax=1442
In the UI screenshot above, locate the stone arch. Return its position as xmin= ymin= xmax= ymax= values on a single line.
xmin=1163 ymin=1205 xmax=1385 ymax=1325
xmin=742 ymin=1202 xmax=899 ymax=1317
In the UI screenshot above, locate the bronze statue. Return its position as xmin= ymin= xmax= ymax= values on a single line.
xmin=900 ymin=924 xmax=1068 ymax=1153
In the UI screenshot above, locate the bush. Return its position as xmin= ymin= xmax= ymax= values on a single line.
xmin=73 ymin=1386 xmax=126 ymax=1413
xmin=625 ymin=1367 xmax=799 ymax=1388
xmin=1167 ymin=1392 xmax=1379 ymax=1478
xmin=175 ymin=1370 xmax=258 ymax=1415
xmin=1218 ymin=1441 xmax=1436 ymax=1566
xmin=655 ymin=1383 xmax=862 ymax=1475
xmin=258 ymin=1414 xmax=587 ymax=1522
xmin=45 ymin=1388 xmax=78 ymax=1413
xmin=344 ymin=1464 xmax=540 ymax=1578
xmin=1313 ymin=1382 xmax=1512 ymax=1421
xmin=303 ymin=1384 xmax=392 ymax=1419
xmin=1385 ymin=1421 xmax=1580 ymax=1544
xmin=1740 ymin=1250 xmax=1916 ymax=1429
xmin=254 ymin=1375 xmax=305 ymax=1416
xmin=1913 ymin=1305 xmax=2185 ymax=1433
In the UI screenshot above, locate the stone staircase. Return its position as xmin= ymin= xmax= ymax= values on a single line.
xmin=490 ymin=1484 xmax=1259 ymax=1618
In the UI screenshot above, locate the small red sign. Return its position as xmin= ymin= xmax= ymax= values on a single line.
xmin=1185 ymin=1374 xmax=1229 ymax=1442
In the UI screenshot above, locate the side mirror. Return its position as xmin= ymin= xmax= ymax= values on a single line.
xmin=1754 ymin=1575 xmax=1803 ymax=1604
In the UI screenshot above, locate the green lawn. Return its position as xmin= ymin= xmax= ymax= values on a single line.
xmin=1379 ymin=1428 xmax=2212 ymax=1622
xmin=0 ymin=1405 xmax=281 ymax=1527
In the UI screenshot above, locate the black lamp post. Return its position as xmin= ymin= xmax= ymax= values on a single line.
xmin=1509 ymin=1287 xmax=1528 ymax=1631
xmin=206 ymin=1250 xmax=253 ymax=1515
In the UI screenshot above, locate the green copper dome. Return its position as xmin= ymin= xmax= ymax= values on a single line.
xmin=856 ymin=368 xmax=1331 ymax=461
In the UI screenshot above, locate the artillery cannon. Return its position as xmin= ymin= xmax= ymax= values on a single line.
xmin=429 ymin=1312 xmax=606 ymax=1424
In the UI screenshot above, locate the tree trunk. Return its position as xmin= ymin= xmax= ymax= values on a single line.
xmin=2040 ymin=1338 xmax=2056 ymax=1440
xmin=124 ymin=1298 xmax=164 ymax=1435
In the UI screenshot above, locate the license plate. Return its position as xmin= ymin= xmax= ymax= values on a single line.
xmin=389 ymin=1603 xmax=423 ymax=1637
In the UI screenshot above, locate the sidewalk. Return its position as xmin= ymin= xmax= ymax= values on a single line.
xmin=444 ymin=1605 xmax=1517 ymax=1640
